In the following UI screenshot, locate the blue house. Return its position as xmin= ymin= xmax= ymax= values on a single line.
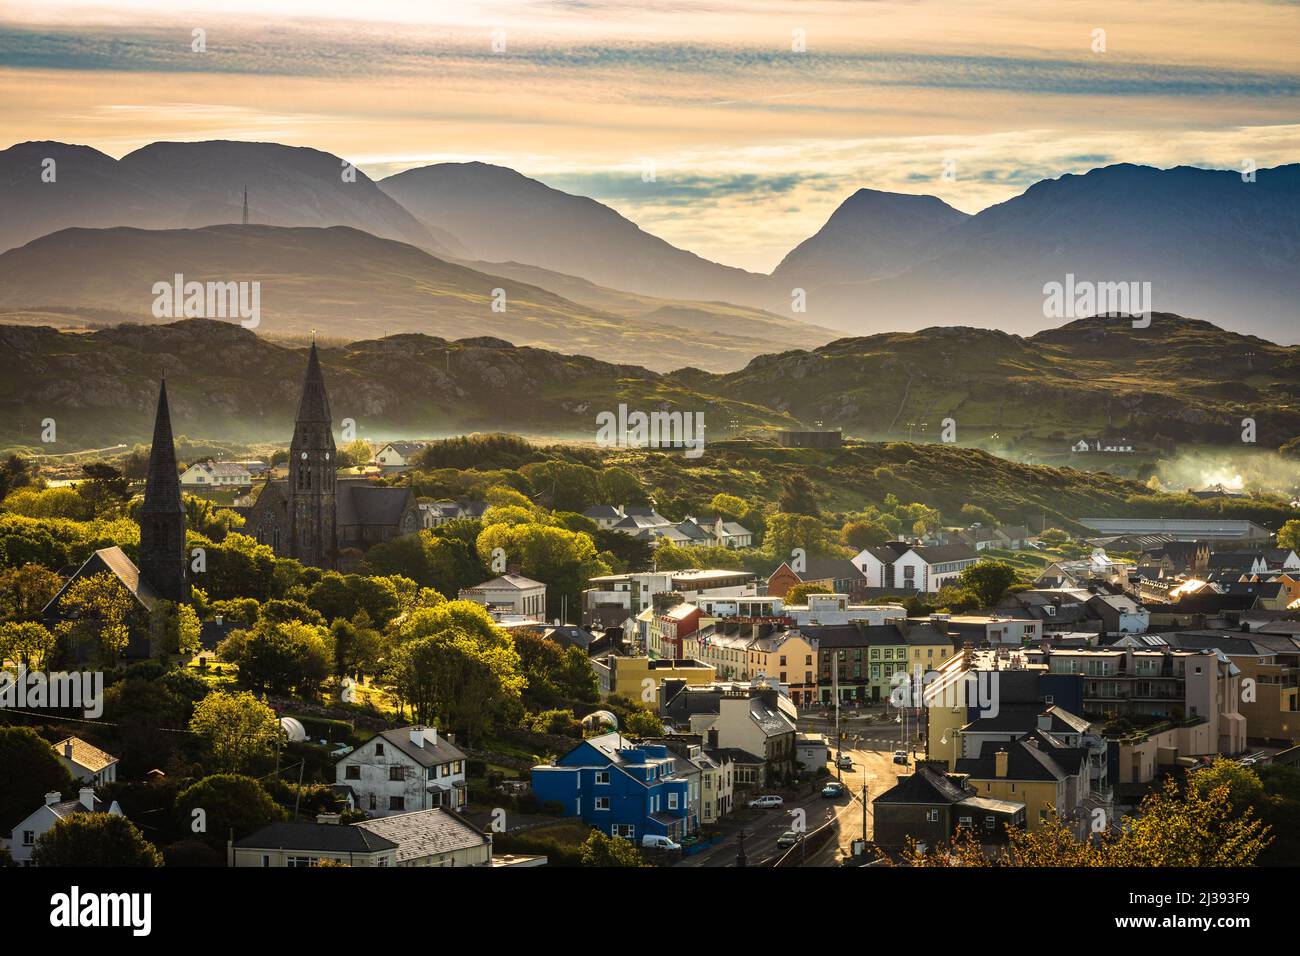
xmin=531 ymin=732 xmax=695 ymax=843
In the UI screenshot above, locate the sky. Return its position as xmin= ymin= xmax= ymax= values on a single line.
xmin=1 ymin=0 xmax=1297 ymax=272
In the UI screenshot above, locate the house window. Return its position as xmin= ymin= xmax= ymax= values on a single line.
xmin=389 ymin=767 xmax=405 ymax=782
xmin=389 ymin=796 xmax=405 ymax=811
xmin=22 ymin=830 xmax=34 ymax=846
xmin=925 ymin=809 xmax=939 ymax=822
xmin=958 ymin=816 xmax=972 ymax=825
xmin=668 ymin=793 xmax=679 ymax=810
xmin=375 ymin=743 xmax=385 ymax=756
xmin=595 ymin=770 xmax=610 ymax=784
xmin=985 ymin=817 xmax=996 ymax=829
xmin=612 ymin=824 xmax=635 ymax=839
xmin=345 ymin=765 xmax=360 ymax=780
xmin=594 ymin=797 xmax=610 ymax=811
xmin=369 ymin=794 xmax=377 ymax=810
xmin=287 ymin=856 xmax=318 ymax=868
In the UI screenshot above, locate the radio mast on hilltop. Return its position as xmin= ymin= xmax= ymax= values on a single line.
xmin=242 ymin=185 xmax=249 ymax=225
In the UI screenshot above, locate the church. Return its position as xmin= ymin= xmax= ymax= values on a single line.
xmin=246 ymin=342 xmax=419 ymax=569
xmin=43 ymin=379 xmax=190 ymax=652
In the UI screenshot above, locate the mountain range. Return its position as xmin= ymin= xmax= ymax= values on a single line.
xmin=1 ymin=315 xmax=1295 ymax=454
xmin=1 ymin=139 xmax=1297 ymax=346
xmin=0 ymin=224 xmax=834 ymax=372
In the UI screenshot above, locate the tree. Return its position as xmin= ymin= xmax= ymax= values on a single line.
xmin=33 ymin=813 xmax=162 ymax=867
xmin=0 ymin=453 xmax=33 ymax=501
xmin=475 ymin=521 xmax=610 ymax=621
xmin=515 ymin=631 xmax=597 ymax=709
xmin=894 ymin=772 xmax=1271 ymax=867
xmin=147 ymin=599 xmax=201 ymax=658
xmin=51 ymin=571 xmax=137 ymax=664
xmin=765 ymin=513 xmax=835 ymax=559
xmin=78 ymin=461 xmax=131 ymax=516
xmin=385 ymin=622 xmax=524 ymax=745
xmin=189 ymin=690 xmax=280 ymax=773
xmin=785 ymin=583 xmax=832 ymax=605
xmin=959 ymin=503 xmax=998 ymax=526
xmin=0 ymin=564 xmax=63 ymax=620
xmin=330 ymin=611 xmax=385 ymax=679
xmin=955 ymin=560 xmax=1019 ymax=607
xmin=0 ymin=726 xmax=74 ymax=832
xmin=1039 ymin=527 xmax=1069 ymax=546
xmin=231 ymin=619 xmax=333 ymax=698
xmin=778 ymin=475 xmax=820 ymax=516
xmin=579 ymin=829 xmax=646 ymax=867
xmin=1278 ymin=519 xmax=1300 ymax=551
xmin=840 ymin=519 xmax=891 ymax=551
xmin=175 ymin=774 xmax=285 ymax=852
xmin=622 ymin=708 xmax=664 ymax=739
xmin=0 ymin=621 xmax=56 ymax=670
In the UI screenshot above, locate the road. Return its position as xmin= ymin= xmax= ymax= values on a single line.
xmin=676 ymin=710 xmax=924 ymax=867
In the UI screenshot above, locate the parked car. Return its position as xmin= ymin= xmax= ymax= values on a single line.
xmin=748 ymin=794 xmax=785 ymax=809
xmin=893 ymin=750 xmax=909 ymax=765
xmin=836 ymin=754 xmax=853 ymax=769
xmin=641 ymin=834 xmax=681 ymax=851
xmin=821 ymin=782 xmax=845 ymax=798
xmin=776 ymin=830 xmax=800 ymax=849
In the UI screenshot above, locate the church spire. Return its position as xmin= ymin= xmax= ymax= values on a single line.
xmin=138 ymin=379 xmax=189 ymax=603
xmin=295 ymin=341 xmax=333 ymax=425
xmin=141 ymin=379 xmax=183 ymax=516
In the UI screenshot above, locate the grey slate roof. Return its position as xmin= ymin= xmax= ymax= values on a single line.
xmin=234 ymin=822 xmax=397 ymax=854
xmin=372 ymin=727 xmax=466 ymax=768
xmin=354 ymin=808 xmax=488 ymax=864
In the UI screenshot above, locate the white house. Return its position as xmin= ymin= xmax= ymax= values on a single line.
xmin=853 ymin=542 xmax=980 ymax=593
xmin=180 ymin=460 xmax=253 ymax=488
xmin=52 ymin=737 xmax=118 ymax=785
xmin=418 ymin=500 xmax=488 ymax=528
xmin=336 ymin=726 xmax=468 ymax=817
xmin=372 ymin=442 xmax=427 ymax=471
xmin=458 ymin=573 xmax=547 ymax=622
xmin=9 ymin=789 xmax=122 ymax=866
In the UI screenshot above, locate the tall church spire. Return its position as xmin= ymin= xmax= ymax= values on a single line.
xmin=288 ymin=342 xmax=337 ymax=569
xmin=138 ymin=380 xmax=189 ymax=603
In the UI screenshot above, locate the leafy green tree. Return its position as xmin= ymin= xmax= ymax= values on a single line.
xmin=386 ymin=603 xmax=525 ymax=744
xmin=147 ymin=599 xmax=201 ymax=657
xmin=839 ymin=519 xmax=891 ymax=551
xmin=0 ymin=563 xmax=63 ymax=620
xmin=232 ymin=618 xmax=333 ymax=698
xmin=476 ymin=521 xmax=610 ymax=620
xmin=579 ymin=829 xmax=646 ymax=867
xmin=330 ymin=611 xmax=386 ymax=679
xmin=306 ymin=573 xmax=401 ymax=627
xmin=51 ymin=571 xmax=138 ymax=664
xmin=0 ymin=620 xmax=56 ymax=669
xmin=33 ymin=813 xmax=162 ymax=867
xmin=1278 ymin=519 xmax=1300 ymax=551
xmin=959 ymin=503 xmax=998 ymax=526
xmin=0 ymin=726 xmax=74 ymax=832
xmin=778 ymin=474 xmax=820 ymax=516
xmin=189 ymin=690 xmax=280 ymax=773
xmin=955 ymin=560 xmax=1019 ymax=607
xmin=766 ymin=513 xmax=836 ymax=559
xmin=175 ymin=774 xmax=285 ymax=852
xmin=622 ymin=708 xmax=664 ymax=739
xmin=785 ymin=583 xmax=832 ymax=605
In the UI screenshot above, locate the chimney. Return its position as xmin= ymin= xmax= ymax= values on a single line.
xmin=216 ymin=614 xmax=224 ymax=626
xmin=707 ymin=728 xmax=719 ymax=749
xmin=79 ymin=787 xmax=96 ymax=811
xmin=63 ymin=740 xmax=74 ymax=760
xmin=316 ymin=812 xmax=342 ymax=825
xmin=409 ymin=726 xmax=425 ymax=748
xmin=994 ymin=749 xmax=1009 ymax=779
xmin=1037 ymin=712 xmax=1052 ymax=731
xmin=45 ymin=791 xmax=61 ymax=806
xmin=429 ymin=727 xmax=439 ymax=747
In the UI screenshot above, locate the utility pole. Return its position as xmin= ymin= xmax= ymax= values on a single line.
xmin=833 ymin=655 xmax=842 ymax=781
xmin=861 ymin=783 xmax=868 ymax=844
xmin=242 ymin=185 xmax=249 ymax=225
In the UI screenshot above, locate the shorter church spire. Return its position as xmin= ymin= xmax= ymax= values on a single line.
xmin=141 ymin=379 xmax=183 ymax=516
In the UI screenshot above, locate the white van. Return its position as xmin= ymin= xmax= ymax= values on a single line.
xmin=747 ymin=794 xmax=785 ymax=809
xmin=641 ymin=834 xmax=681 ymax=851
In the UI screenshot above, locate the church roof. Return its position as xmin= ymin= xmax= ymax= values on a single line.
xmin=43 ymin=546 xmax=159 ymax=615
xmin=338 ymin=481 xmax=415 ymax=527
xmin=140 ymin=380 xmax=183 ymax=516
xmin=295 ymin=341 xmax=333 ymax=424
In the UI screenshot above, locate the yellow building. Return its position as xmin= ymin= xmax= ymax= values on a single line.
xmin=608 ymin=656 xmax=716 ymax=708
xmin=956 ymin=741 xmax=1077 ymax=833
